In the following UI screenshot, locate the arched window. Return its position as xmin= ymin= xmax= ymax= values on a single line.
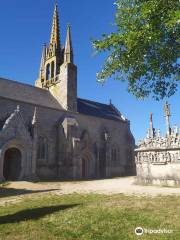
xmin=51 ymin=61 xmax=54 ymax=78
xmin=117 ymin=148 xmax=120 ymax=161
xmin=111 ymin=149 xmax=114 ymax=161
xmin=37 ymin=137 xmax=48 ymax=160
xmin=46 ymin=64 xmax=50 ymax=80
xmin=111 ymin=148 xmax=118 ymax=162
xmin=99 ymin=146 xmax=106 ymax=178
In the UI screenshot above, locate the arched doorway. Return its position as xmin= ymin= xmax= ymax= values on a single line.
xmin=3 ymin=148 xmax=22 ymax=181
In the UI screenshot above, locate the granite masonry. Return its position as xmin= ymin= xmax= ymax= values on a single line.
xmin=0 ymin=4 xmax=135 ymax=181
xmin=135 ymin=102 xmax=180 ymax=186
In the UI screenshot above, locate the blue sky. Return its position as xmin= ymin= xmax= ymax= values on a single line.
xmin=0 ymin=0 xmax=179 ymax=142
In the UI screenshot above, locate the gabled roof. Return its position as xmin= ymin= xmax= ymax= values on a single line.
xmin=0 ymin=78 xmax=125 ymax=121
xmin=0 ymin=78 xmax=62 ymax=110
xmin=77 ymin=98 xmax=124 ymax=121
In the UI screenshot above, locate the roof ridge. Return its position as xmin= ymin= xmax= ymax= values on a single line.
xmin=0 ymin=77 xmax=49 ymax=93
xmin=110 ymin=102 xmax=121 ymax=115
xmin=78 ymin=97 xmax=110 ymax=107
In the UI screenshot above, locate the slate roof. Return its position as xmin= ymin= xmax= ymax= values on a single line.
xmin=0 ymin=78 xmax=124 ymax=121
xmin=0 ymin=78 xmax=62 ymax=110
xmin=77 ymin=98 xmax=123 ymax=121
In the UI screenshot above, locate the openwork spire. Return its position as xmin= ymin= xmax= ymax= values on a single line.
xmin=64 ymin=25 xmax=73 ymax=63
xmin=39 ymin=44 xmax=46 ymax=77
xmin=50 ymin=2 xmax=60 ymax=50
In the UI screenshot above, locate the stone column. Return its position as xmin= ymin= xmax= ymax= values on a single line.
xmin=164 ymin=102 xmax=171 ymax=136
xmin=149 ymin=113 xmax=155 ymax=138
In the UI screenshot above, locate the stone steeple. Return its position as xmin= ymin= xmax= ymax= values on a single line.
xmin=39 ymin=44 xmax=47 ymax=79
xmin=48 ymin=2 xmax=61 ymax=56
xmin=64 ymin=25 xmax=73 ymax=63
xmin=35 ymin=2 xmax=62 ymax=88
xmin=35 ymin=2 xmax=77 ymax=112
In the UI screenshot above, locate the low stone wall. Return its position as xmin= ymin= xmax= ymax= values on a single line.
xmin=136 ymin=162 xmax=180 ymax=186
xmin=135 ymin=146 xmax=180 ymax=186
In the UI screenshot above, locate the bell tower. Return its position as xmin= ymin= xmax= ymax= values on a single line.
xmin=35 ymin=3 xmax=77 ymax=112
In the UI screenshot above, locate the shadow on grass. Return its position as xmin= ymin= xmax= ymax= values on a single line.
xmin=0 ymin=204 xmax=80 ymax=224
xmin=0 ymin=188 xmax=60 ymax=198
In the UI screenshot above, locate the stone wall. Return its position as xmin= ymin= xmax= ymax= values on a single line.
xmin=0 ymin=96 xmax=135 ymax=181
xmin=135 ymin=146 xmax=180 ymax=186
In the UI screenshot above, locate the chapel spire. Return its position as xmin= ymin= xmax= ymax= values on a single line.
xmin=35 ymin=1 xmax=77 ymax=111
xmin=64 ymin=25 xmax=74 ymax=63
xmin=49 ymin=2 xmax=60 ymax=50
xmin=39 ymin=44 xmax=47 ymax=78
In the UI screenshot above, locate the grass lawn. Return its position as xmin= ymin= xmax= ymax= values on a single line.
xmin=0 ymin=193 xmax=180 ymax=240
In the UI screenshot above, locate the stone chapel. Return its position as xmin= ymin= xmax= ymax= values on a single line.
xmin=0 ymin=3 xmax=135 ymax=181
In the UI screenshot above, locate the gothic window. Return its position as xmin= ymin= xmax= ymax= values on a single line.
xmin=114 ymin=149 xmax=117 ymax=161
xmin=99 ymin=146 xmax=106 ymax=177
xmin=46 ymin=64 xmax=50 ymax=80
xmin=81 ymin=130 xmax=89 ymax=149
xmin=117 ymin=148 xmax=120 ymax=160
xmin=111 ymin=148 xmax=119 ymax=162
xmin=93 ymin=143 xmax=98 ymax=159
xmin=111 ymin=149 xmax=113 ymax=161
xmin=51 ymin=61 xmax=55 ymax=78
xmin=37 ymin=137 xmax=48 ymax=160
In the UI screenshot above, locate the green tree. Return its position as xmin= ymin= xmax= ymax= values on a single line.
xmin=93 ymin=0 xmax=180 ymax=100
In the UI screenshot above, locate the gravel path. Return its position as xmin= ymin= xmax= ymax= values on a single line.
xmin=3 ymin=177 xmax=180 ymax=195
xmin=1 ymin=177 xmax=180 ymax=205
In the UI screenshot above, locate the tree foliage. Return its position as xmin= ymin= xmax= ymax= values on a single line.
xmin=93 ymin=0 xmax=180 ymax=100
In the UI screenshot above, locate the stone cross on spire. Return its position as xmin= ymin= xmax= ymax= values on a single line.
xmin=164 ymin=101 xmax=171 ymax=117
